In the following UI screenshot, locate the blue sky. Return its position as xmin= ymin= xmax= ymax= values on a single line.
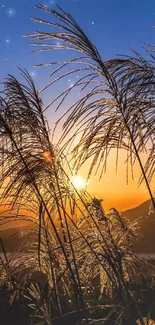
xmin=1 ymin=0 xmax=155 ymax=140
xmin=1 ymin=0 xmax=155 ymax=126
xmin=1 ymin=0 xmax=155 ymax=85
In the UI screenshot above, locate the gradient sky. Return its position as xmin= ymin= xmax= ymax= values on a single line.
xmin=0 ymin=0 xmax=155 ymax=211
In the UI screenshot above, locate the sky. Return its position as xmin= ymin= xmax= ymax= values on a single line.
xmin=0 ymin=0 xmax=155 ymax=211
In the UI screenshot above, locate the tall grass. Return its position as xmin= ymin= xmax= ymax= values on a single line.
xmin=1 ymin=194 xmax=154 ymax=324
xmin=0 ymin=5 xmax=155 ymax=325
xmin=0 ymin=71 xmax=155 ymax=324
xmin=26 ymin=4 xmax=155 ymax=209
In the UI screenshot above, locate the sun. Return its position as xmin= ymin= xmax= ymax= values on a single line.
xmin=71 ymin=176 xmax=85 ymax=190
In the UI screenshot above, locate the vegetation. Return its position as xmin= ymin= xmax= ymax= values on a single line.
xmin=27 ymin=5 xmax=155 ymax=207
xmin=0 ymin=4 xmax=155 ymax=325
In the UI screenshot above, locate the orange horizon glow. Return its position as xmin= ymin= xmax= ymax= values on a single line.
xmin=50 ymin=115 xmax=153 ymax=213
xmin=74 ymin=150 xmax=152 ymax=212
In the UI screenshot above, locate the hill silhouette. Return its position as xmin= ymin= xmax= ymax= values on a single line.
xmin=0 ymin=226 xmax=32 ymax=253
xmin=1 ymin=200 xmax=155 ymax=253
xmin=122 ymin=199 xmax=155 ymax=253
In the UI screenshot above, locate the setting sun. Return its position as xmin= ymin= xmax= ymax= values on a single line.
xmin=1 ymin=2 xmax=155 ymax=324
xmin=71 ymin=176 xmax=85 ymax=190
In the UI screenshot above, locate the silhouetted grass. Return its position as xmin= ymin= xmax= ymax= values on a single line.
xmin=26 ymin=4 xmax=155 ymax=210
xmin=0 ymin=4 xmax=155 ymax=325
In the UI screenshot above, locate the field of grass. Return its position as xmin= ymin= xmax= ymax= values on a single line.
xmin=1 ymin=3 xmax=155 ymax=325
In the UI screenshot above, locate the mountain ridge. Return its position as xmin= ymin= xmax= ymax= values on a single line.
xmin=122 ymin=199 xmax=155 ymax=253
xmin=0 ymin=199 xmax=155 ymax=253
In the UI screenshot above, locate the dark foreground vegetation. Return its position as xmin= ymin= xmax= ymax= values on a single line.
xmin=1 ymin=203 xmax=155 ymax=325
xmin=1 ymin=4 xmax=155 ymax=325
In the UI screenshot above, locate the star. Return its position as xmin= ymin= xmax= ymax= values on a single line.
xmin=30 ymin=71 xmax=37 ymax=78
xmin=50 ymin=0 xmax=55 ymax=6
xmin=7 ymin=8 xmax=16 ymax=17
xmin=68 ymin=79 xmax=75 ymax=88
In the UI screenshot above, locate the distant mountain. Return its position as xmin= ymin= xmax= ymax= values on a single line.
xmin=122 ymin=200 xmax=155 ymax=253
xmin=0 ymin=200 xmax=155 ymax=253
xmin=122 ymin=199 xmax=155 ymax=222
xmin=0 ymin=226 xmax=33 ymax=253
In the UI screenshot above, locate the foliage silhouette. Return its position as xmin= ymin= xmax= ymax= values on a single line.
xmin=0 ymin=4 xmax=155 ymax=325
xmin=0 ymin=71 xmax=155 ymax=324
xmin=26 ymin=4 xmax=155 ymax=209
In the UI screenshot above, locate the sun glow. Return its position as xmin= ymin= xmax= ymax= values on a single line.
xmin=71 ymin=176 xmax=85 ymax=190
xmin=43 ymin=151 xmax=51 ymax=162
